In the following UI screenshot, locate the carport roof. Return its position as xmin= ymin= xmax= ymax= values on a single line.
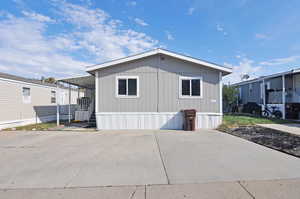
xmin=57 ymin=74 xmax=94 ymax=89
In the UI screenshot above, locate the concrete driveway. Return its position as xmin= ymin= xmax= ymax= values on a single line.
xmin=1 ymin=129 xmax=300 ymax=190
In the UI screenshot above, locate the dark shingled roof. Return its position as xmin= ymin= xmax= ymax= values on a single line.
xmin=0 ymin=72 xmax=56 ymax=87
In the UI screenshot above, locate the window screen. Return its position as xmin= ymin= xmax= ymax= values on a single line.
xmin=181 ymin=80 xmax=190 ymax=96
xmin=128 ymin=79 xmax=137 ymax=96
xmin=51 ymin=91 xmax=56 ymax=103
xmin=118 ymin=79 xmax=127 ymax=95
xmin=191 ymin=79 xmax=200 ymax=96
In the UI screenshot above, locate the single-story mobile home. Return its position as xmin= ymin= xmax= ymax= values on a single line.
xmin=0 ymin=72 xmax=82 ymax=129
xmin=233 ymin=68 xmax=300 ymax=120
xmin=59 ymin=48 xmax=232 ymax=130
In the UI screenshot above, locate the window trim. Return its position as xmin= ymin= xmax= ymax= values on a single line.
xmin=22 ymin=87 xmax=31 ymax=104
xmin=115 ymin=76 xmax=139 ymax=98
xmin=179 ymin=76 xmax=203 ymax=99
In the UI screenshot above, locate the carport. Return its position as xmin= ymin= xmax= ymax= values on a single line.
xmin=56 ymin=75 xmax=95 ymax=126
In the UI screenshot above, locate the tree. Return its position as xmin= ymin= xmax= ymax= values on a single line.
xmin=223 ymin=84 xmax=238 ymax=113
xmin=44 ymin=77 xmax=56 ymax=84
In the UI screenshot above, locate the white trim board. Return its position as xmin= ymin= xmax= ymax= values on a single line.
xmin=86 ymin=48 xmax=232 ymax=74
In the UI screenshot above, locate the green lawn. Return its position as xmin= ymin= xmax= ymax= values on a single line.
xmin=218 ymin=114 xmax=293 ymax=131
xmin=3 ymin=122 xmax=62 ymax=131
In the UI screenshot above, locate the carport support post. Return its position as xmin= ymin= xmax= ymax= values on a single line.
xmin=282 ymin=75 xmax=286 ymax=119
xmin=68 ymin=83 xmax=71 ymax=123
xmin=219 ymin=72 xmax=222 ymax=114
xmin=262 ymin=78 xmax=266 ymax=107
xmin=56 ymin=83 xmax=60 ymax=126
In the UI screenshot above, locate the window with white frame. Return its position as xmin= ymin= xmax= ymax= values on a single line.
xmin=249 ymin=84 xmax=253 ymax=96
xmin=116 ymin=76 xmax=139 ymax=97
xmin=51 ymin=91 xmax=56 ymax=103
xmin=22 ymin=87 xmax=31 ymax=103
xmin=179 ymin=76 xmax=202 ymax=98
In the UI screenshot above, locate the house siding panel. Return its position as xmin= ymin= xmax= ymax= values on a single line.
xmin=97 ymin=54 xmax=220 ymax=113
xmin=158 ymin=55 xmax=220 ymax=112
xmin=98 ymin=55 xmax=158 ymax=112
xmin=0 ymin=78 xmax=80 ymax=129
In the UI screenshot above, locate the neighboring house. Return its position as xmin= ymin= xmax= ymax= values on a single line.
xmin=0 ymin=72 xmax=82 ymax=130
xmin=60 ymin=48 xmax=232 ymax=130
xmin=233 ymin=68 xmax=300 ymax=120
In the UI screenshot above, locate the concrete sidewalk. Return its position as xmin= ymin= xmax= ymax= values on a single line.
xmin=258 ymin=123 xmax=300 ymax=136
xmin=1 ymin=178 xmax=300 ymax=199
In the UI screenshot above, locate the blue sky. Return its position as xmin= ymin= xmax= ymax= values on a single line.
xmin=0 ymin=0 xmax=300 ymax=83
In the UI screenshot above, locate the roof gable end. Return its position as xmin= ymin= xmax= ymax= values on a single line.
xmin=86 ymin=49 xmax=232 ymax=75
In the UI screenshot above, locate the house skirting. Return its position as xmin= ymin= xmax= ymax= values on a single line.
xmin=95 ymin=112 xmax=222 ymax=130
xmin=0 ymin=114 xmax=73 ymax=130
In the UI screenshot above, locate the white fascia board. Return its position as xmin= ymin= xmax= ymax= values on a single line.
xmin=156 ymin=49 xmax=232 ymax=74
xmin=233 ymin=69 xmax=300 ymax=87
xmin=86 ymin=48 xmax=232 ymax=74
xmin=86 ymin=49 xmax=158 ymax=72
xmin=0 ymin=77 xmax=55 ymax=89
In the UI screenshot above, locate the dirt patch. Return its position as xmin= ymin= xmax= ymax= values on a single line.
xmin=221 ymin=126 xmax=300 ymax=158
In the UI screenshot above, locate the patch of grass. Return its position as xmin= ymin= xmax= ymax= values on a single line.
xmin=3 ymin=122 xmax=63 ymax=131
xmin=219 ymin=114 xmax=294 ymax=131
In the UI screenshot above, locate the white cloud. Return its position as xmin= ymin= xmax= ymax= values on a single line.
xmin=0 ymin=16 xmax=90 ymax=78
xmin=255 ymin=33 xmax=268 ymax=39
xmin=56 ymin=1 xmax=158 ymax=60
xmin=127 ymin=1 xmax=137 ymax=6
xmin=188 ymin=7 xmax=195 ymax=15
xmin=216 ymin=24 xmax=227 ymax=36
xmin=22 ymin=11 xmax=55 ymax=23
xmin=134 ymin=18 xmax=148 ymax=26
xmin=0 ymin=1 xmax=159 ymax=78
xmin=165 ymin=31 xmax=174 ymax=40
xmin=223 ymin=57 xmax=262 ymax=84
xmin=259 ymin=55 xmax=300 ymax=66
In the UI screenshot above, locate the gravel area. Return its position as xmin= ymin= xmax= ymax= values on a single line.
xmin=222 ymin=126 xmax=300 ymax=157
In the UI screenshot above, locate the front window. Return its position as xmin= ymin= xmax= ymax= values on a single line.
xmin=249 ymin=84 xmax=253 ymax=96
xmin=116 ymin=76 xmax=139 ymax=97
xmin=22 ymin=87 xmax=31 ymax=103
xmin=179 ymin=76 xmax=202 ymax=98
xmin=51 ymin=91 xmax=56 ymax=103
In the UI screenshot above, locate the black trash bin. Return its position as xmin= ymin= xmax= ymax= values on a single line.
xmin=182 ymin=109 xmax=196 ymax=131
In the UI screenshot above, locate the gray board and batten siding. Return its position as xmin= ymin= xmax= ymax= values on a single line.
xmin=96 ymin=54 xmax=221 ymax=113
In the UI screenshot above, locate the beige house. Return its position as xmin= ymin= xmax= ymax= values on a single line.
xmin=0 ymin=72 xmax=81 ymax=130
xmin=60 ymin=49 xmax=232 ymax=130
